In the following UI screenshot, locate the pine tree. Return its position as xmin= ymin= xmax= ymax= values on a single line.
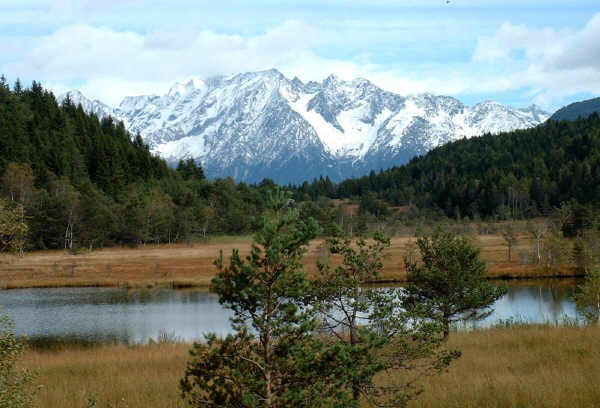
xmin=405 ymin=230 xmax=506 ymax=338
xmin=181 ymin=190 xmax=352 ymax=407
xmin=312 ymin=233 xmax=459 ymax=406
xmin=0 ymin=309 xmax=34 ymax=407
xmin=12 ymin=78 xmax=22 ymax=96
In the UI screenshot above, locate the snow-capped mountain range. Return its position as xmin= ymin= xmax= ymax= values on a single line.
xmin=59 ymin=69 xmax=549 ymax=184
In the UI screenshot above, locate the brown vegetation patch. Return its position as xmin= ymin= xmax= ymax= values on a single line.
xmin=408 ymin=326 xmax=600 ymax=408
xmin=21 ymin=326 xmax=600 ymax=408
xmin=0 ymin=233 xmax=581 ymax=290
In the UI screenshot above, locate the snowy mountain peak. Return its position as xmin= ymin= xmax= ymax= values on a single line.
xmin=59 ymin=89 xmax=91 ymax=105
xmin=351 ymin=77 xmax=372 ymax=88
xmin=167 ymin=77 xmax=206 ymax=98
xmin=185 ymin=77 xmax=205 ymax=88
xmin=58 ymin=90 xmax=115 ymax=120
xmin=323 ymin=73 xmax=341 ymax=86
xmin=65 ymin=70 xmax=549 ymax=184
xmin=229 ymin=69 xmax=285 ymax=84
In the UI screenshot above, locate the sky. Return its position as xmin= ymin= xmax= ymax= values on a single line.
xmin=1 ymin=0 xmax=599 ymax=112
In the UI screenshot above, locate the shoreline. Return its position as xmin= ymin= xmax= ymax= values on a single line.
xmin=1 ymin=271 xmax=582 ymax=291
xmin=0 ymin=235 xmax=581 ymax=290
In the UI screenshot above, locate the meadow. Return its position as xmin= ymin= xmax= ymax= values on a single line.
xmin=21 ymin=325 xmax=600 ymax=408
xmin=0 ymin=231 xmax=579 ymax=290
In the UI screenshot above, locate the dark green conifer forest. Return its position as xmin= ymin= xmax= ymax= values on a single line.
xmin=0 ymin=79 xmax=267 ymax=250
xmin=292 ymin=114 xmax=600 ymax=223
xmin=2 ymin=79 xmax=600 ymax=251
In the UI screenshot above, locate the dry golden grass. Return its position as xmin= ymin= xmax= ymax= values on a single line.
xmin=0 ymin=233 xmax=579 ymax=290
xmin=410 ymin=326 xmax=600 ymax=408
xmin=23 ymin=343 xmax=189 ymax=408
xmin=0 ymin=238 xmax=254 ymax=290
xmin=21 ymin=326 xmax=600 ymax=408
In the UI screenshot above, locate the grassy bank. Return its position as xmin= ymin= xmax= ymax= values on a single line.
xmin=20 ymin=325 xmax=600 ymax=408
xmin=411 ymin=325 xmax=600 ymax=408
xmin=0 ymin=234 xmax=579 ymax=290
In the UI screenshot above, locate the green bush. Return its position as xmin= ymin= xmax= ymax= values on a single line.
xmin=0 ymin=310 xmax=34 ymax=408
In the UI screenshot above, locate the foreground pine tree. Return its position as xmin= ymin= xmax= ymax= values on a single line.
xmin=312 ymin=233 xmax=459 ymax=407
xmin=405 ymin=231 xmax=507 ymax=338
xmin=0 ymin=310 xmax=34 ymax=408
xmin=181 ymin=190 xmax=353 ymax=408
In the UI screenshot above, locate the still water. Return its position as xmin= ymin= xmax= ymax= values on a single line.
xmin=0 ymin=281 xmax=580 ymax=343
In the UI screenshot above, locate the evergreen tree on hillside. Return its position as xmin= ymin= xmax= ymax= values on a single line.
xmin=0 ymin=79 xmax=266 ymax=250
xmin=293 ymin=114 xmax=600 ymax=222
xmin=176 ymin=158 xmax=205 ymax=181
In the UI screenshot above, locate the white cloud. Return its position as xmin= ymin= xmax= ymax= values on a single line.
xmin=473 ymin=13 xmax=600 ymax=105
xmin=6 ymin=21 xmax=361 ymax=105
xmin=473 ymin=22 xmax=566 ymax=62
xmin=546 ymin=13 xmax=600 ymax=71
xmin=1 ymin=20 xmax=487 ymax=105
xmin=7 ymin=20 xmax=449 ymax=106
xmin=4 ymin=11 xmax=600 ymax=110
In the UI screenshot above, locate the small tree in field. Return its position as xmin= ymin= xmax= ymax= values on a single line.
xmin=572 ymin=229 xmax=600 ymax=273
xmin=181 ymin=190 xmax=352 ymax=408
xmin=527 ymin=222 xmax=547 ymax=265
xmin=0 ymin=310 xmax=34 ymax=408
xmin=312 ymin=233 xmax=459 ymax=407
xmin=501 ymin=222 xmax=517 ymax=262
xmin=404 ymin=231 xmax=506 ymax=338
xmin=542 ymin=227 xmax=568 ymax=271
xmin=574 ymin=267 xmax=600 ymax=324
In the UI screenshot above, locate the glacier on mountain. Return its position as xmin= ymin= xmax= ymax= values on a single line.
xmin=59 ymin=69 xmax=549 ymax=184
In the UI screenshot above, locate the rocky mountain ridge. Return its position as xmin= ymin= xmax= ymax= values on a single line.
xmin=59 ymin=69 xmax=549 ymax=183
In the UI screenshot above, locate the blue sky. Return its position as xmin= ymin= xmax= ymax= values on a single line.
xmin=1 ymin=0 xmax=599 ymax=112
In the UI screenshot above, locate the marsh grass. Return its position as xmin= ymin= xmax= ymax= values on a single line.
xmin=407 ymin=325 xmax=600 ymax=408
xmin=22 ymin=343 xmax=189 ymax=408
xmin=19 ymin=325 xmax=600 ymax=408
xmin=23 ymin=335 xmax=121 ymax=352
xmin=0 ymin=234 xmax=580 ymax=290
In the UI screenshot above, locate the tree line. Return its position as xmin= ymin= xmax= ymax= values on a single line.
xmin=0 ymin=79 xmax=277 ymax=251
xmin=290 ymin=114 xmax=600 ymax=222
xmin=3 ymin=78 xmax=600 ymax=253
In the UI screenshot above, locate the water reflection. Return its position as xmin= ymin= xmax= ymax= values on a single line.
xmin=0 ymin=287 xmax=233 ymax=343
xmin=476 ymin=281 xmax=577 ymax=328
xmin=0 ymin=280 xmax=580 ymax=343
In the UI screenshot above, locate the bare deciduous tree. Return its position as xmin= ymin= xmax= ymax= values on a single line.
xmin=502 ymin=222 xmax=518 ymax=262
xmin=528 ymin=221 xmax=547 ymax=265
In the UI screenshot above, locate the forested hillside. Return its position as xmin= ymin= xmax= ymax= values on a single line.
xmin=0 ymin=79 xmax=268 ymax=250
xmin=0 ymin=78 xmax=169 ymax=197
xmin=293 ymin=114 xmax=600 ymax=222
xmin=2 ymin=79 xmax=600 ymax=252
xmin=550 ymin=97 xmax=600 ymax=122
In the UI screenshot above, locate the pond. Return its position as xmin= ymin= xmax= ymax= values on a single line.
xmin=0 ymin=280 xmax=581 ymax=343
